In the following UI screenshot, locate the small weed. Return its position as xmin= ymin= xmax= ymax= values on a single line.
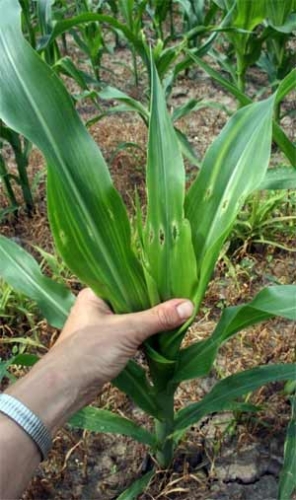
xmin=230 ymin=190 xmax=296 ymax=256
xmin=0 ymin=280 xmax=44 ymax=356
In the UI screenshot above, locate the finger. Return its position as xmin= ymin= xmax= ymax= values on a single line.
xmin=75 ymin=288 xmax=113 ymax=316
xmin=114 ymin=299 xmax=194 ymax=345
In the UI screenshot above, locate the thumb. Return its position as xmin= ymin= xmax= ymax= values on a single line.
xmin=119 ymin=298 xmax=194 ymax=345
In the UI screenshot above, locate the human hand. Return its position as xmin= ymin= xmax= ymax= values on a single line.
xmin=7 ymin=289 xmax=193 ymax=432
xmin=55 ymin=288 xmax=194 ymax=398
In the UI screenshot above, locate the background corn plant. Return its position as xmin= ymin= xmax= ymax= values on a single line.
xmin=0 ymin=123 xmax=34 ymax=213
xmin=0 ymin=1 xmax=296 ymax=498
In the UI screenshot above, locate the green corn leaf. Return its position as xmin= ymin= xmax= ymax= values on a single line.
xmin=174 ymin=128 xmax=200 ymax=167
xmin=118 ymin=0 xmax=135 ymax=28
xmin=186 ymin=51 xmax=251 ymax=105
xmin=54 ymin=56 xmax=90 ymax=91
xmin=171 ymin=2 xmax=238 ymax=82
xmin=98 ymin=87 xmax=200 ymax=166
xmin=275 ymin=68 xmax=296 ymax=105
xmin=155 ymin=43 xmax=187 ymax=80
xmin=174 ymin=337 xmax=216 ymax=383
xmin=145 ymin=343 xmax=176 ymax=365
xmin=68 ymin=406 xmax=156 ymax=447
xmin=98 ymin=86 xmax=149 ymax=123
xmin=266 ymin=0 xmax=294 ymax=26
xmin=85 ymin=105 xmax=144 ymax=128
xmin=279 ymin=395 xmax=296 ymax=500
xmin=0 ymin=0 xmax=149 ymax=314
xmin=172 ymin=98 xmax=230 ymax=122
xmin=174 ymin=364 xmax=296 ymax=431
xmin=36 ymin=0 xmax=60 ymax=65
xmin=113 ymin=360 xmax=162 ymax=419
xmin=143 ymin=58 xmax=198 ymax=302
xmin=117 ymin=470 xmax=155 ymax=500
xmin=213 ymin=0 xmax=235 ymax=10
xmin=185 ymin=97 xmax=274 ymax=311
xmin=272 ymin=123 xmax=296 ymax=168
xmin=0 ymin=359 xmax=11 ymax=383
xmin=234 ymin=0 xmax=267 ymax=31
xmin=259 ymin=167 xmax=296 ymax=190
xmin=172 ymin=98 xmax=204 ymax=122
xmin=109 ymin=141 xmax=143 ymax=164
xmin=0 ymin=235 xmax=74 ymax=328
xmin=270 ymin=13 xmax=296 ymax=33
xmin=173 ymin=285 xmax=296 ymax=382
xmin=37 ymin=0 xmax=54 ymax=36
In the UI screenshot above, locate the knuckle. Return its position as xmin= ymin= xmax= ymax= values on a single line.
xmin=155 ymin=305 xmax=176 ymax=330
xmin=76 ymin=288 xmax=92 ymax=301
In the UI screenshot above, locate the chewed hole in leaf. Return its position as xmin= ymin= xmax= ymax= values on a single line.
xmin=172 ymin=223 xmax=179 ymax=241
xmin=108 ymin=209 xmax=115 ymax=221
xmin=59 ymin=230 xmax=67 ymax=246
xmin=149 ymin=229 xmax=154 ymax=244
xmin=205 ymin=187 xmax=212 ymax=199
xmin=222 ymin=199 xmax=228 ymax=211
xmin=159 ymin=228 xmax=165 ymax=245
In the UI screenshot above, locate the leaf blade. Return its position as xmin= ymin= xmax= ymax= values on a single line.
xmin=113 ymin=360 xmax=162 ymax=419
xmin=174 ymin=285 xmax=296 ymax=382
xmin=275 ymin=68 xmax=296 ymax=105
xmin=174 ymin=364 xmax=296 ymax=431
xmin=279 ymin=395 xmax=296 ymax=500
xmin=0 ymin=235 xmax=74 ymax=328
xmin=185 ymin=97 xmax=274 ymax=307
xmin=259 ymin=167 xmax=296 ymax=190
xmin=117 ymin=470 xmax=155 ymax=500
xmin=69 ymin=406 xmax=156 ymax=447
xmin=144 ymin=59 xmax=198 ymax=303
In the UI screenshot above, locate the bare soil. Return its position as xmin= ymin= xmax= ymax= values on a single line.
xmin=0 ymin=38 xmax=295 ymax=500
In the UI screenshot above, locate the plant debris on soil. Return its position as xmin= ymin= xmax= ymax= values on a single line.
xmin=0 ymin=38 xmax=295 ymax=500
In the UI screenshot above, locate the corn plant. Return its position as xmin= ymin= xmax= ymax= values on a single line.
xmin=260 ymin=9 xmax=296 ymax=86
xmin=279 ymin=394 xmax=296 ymax=500
xmin=176 ymin=0 xmax=219 ymax=46
xmin=69 ymin=0 xmax=109 ymax=82
xmin=259 ymin=6 xmax=296 ymax=120
xmin=147 ymin=0 xmax=174 ymax=40
xmin=116 ymin=0 xmax=149 ymax=85
xmin=19 ymin=0 xmax=36 ymax=48
xmin=213 ymin=0 xmax=295 ymax=93
xmin=35 ymin=0 xmax=63 ymax=65
xmin=0 ymin=1 xmax=296 ymax=497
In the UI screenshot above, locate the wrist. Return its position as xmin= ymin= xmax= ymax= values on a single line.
xmin=6 ymin=350 xmax=80 ymax=433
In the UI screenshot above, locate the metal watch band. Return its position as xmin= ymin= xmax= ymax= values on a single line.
xmin=0 ymin=393 xmax=52 ymax=460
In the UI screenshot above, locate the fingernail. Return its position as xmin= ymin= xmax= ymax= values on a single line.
xmin=176 ymin=301 xmax=194 ymax=320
